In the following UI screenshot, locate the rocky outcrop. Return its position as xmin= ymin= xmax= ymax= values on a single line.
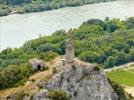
xmin=33 ymin=59 xmax=118 ymax=100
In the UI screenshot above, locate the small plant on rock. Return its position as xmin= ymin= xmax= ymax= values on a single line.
xmin=71 ymin=65 xmax=76 ymax=70
xmin=53 ymin=67 xmax=57 ymax=74
xmin=87 ymin=75 xmax=92 ymax=80
xmin=48 ymin=89 xmax=71 ymax=100
xmin=93 ymin=65 xmax=101 ymax=71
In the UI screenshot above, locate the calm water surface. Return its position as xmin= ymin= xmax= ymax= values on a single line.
xmin=0 ymin=0 xmax=134 ymax=51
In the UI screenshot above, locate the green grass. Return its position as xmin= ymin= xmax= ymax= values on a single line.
xmin=127 ymin=67 xmax=134 ymax=73
xmin=106 ymin=69 xmax=134 ymax=86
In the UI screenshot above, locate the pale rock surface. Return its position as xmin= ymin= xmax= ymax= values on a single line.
xmin=33 ymin=59 xmax=118 ymax=100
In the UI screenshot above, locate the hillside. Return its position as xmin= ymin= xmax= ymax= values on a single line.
xmin=33 ymin=58 xmax=118 ymax=100
xmin=0 ymin=17 xmax=134 ymax=99
xmin=0 ymin=0 xmax=116 ymax=16
xmin=0 ymin=56 xmax=132 ymax=100
xmin=0 ymin=56 xmax=62 ymax=99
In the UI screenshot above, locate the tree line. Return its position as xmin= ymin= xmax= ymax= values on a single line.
xmin=0 ymin=0 xmax=116 ymax=16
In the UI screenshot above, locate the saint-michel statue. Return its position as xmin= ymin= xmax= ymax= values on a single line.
xmin=65 ymin=29 xmax=75 ymax=64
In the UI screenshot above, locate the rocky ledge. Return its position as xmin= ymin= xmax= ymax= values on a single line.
xmin=33 ymin=58 xmax=118 ymax=100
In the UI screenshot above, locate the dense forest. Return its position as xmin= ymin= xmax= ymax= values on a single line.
xmin=0 ymin=0 xmax=116 ymax=16
xmin=0 ymin=17 xmax=134 ymax=89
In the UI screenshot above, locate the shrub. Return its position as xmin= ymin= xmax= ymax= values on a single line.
xmin=53 ymin=67 xmax=57 ymax=74
xmin=37 ymin=43 xmax=57 ymax=52
xmin=126 ymin=17 xmax=134 ymax=29
xmin=0 ymin=5 xmax=11 ymax=16
xmin=93 ymin=65 xmax=101 ymax=71
xmin=0 ymin=63 xmax=32 ymax=89
xmin=71 ymin=65 xmax=76 ymax=70
xmin=39 ymin=51 xmax=59 ymax=62
xmin=106 ymin=23 xmax=118 ymax=32
xmin=48 ymin=89 xmax=70 ymax=100
xmin=0 ymin=65 xmax=22 ymax=89
xmin=87 ymin=75 xmax=92 ymax=80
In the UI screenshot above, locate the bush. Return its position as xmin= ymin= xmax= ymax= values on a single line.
xmin=0 ymin=65 xmax=22 ymax=89
xmin=48 ymin=89 xmax=70 ymax=100
xmin=106 ymin=23 xmax=118 ymax=32
xmin=71 ymin=65 xmax=76 ymax=70
xmin=0 ymin=5 xmax=11 ymax=16
xmin=0 ymin=63 xmax=32 ymax=89
xmin=37 ymin=43 xmax=57 ymax=52
xmin=126 ymin=17 xmax=134 ymax=29
xmin=39 ymin=51 xmax=59 ymax=62
xmin=53 ymin=67 xmax=57 ymax=74
xmin=84 ymin=19 xmax=106 ymax=30
xmin=93 ymin=65 xmax=101 ymax=71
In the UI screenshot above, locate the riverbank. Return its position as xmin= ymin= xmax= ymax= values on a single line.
xmin=0 ymin=0 xmax=117 ymax=16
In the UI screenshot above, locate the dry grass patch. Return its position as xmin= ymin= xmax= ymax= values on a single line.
xmin=125 ymin=87 xmax=134 ymax=97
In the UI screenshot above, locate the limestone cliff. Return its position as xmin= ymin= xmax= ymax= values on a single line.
xmin=33 ymin=58 xmax=118 ymax=100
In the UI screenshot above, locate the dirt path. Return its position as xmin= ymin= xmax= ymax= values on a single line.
xmin=125 ymin=87 xmax=134 ymax=97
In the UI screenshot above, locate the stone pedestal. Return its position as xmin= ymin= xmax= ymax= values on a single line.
xmin=65 ymin=29 xmax=74 ymax=64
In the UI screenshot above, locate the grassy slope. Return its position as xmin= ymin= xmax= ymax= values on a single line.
xmin=107 ymin=69 xmax=134 ymax=86
xmin=106 ymin=65 xmax=134 ymax=97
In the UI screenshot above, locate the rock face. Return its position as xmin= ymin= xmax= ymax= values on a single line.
xmin=33 ymin=59 xmax=118 ymax=100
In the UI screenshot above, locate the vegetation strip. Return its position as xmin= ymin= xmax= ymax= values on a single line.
xmin=0 ymin=0 xmax=117 ymax=16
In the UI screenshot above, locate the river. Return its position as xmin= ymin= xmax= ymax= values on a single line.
xmin=0 ymin=0 xmax=134 ymax=51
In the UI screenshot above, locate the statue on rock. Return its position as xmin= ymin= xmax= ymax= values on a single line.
xmin=65 ymin=29 xmax=75 ymax=64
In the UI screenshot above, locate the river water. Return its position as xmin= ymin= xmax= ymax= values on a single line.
xmin=0 ymin=0 xmax=134 ymax=51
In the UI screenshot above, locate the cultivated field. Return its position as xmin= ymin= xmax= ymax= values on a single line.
xmin=106 ymin=65 xmax=134 ymax=97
